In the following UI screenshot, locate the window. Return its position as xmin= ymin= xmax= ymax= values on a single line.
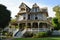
xmin=23 ymin=17 xmax=25 ymax=19
xmin=33 ymin=8 xmax=38 ymax=12
xmin=28 ymin=15 xmax=30 ymax=19
xmin=34 ymin=8 xmax=37 ymax=12
xmin=35 ymin=17 xmax=38 ymax=20
xmin=21 ymin=8 xmax=25 ymax=11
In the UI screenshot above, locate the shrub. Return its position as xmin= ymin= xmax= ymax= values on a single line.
xmin=2 ymin=31 xmax=8 ymax=35
xmin=23 ymin=32 xmax=34 ymax=38
xmin=36 ymin=32 xmax=47 ymax=38
xmin=32 ymin=30 xmax=52 ymax=38
xmin=15 ymin=26 xmax=19 ymax=29
xmin=46 ymin=30 xmax=52 ymax=36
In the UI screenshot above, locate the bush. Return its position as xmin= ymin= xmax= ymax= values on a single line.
xmin=15 ymin=26 xmax=19 ymax=29
xmin=36 ymin=32 xmax=47 ymax=38
xmin=23 ymin=32 xmax=34 ymax=38
xmin=32 ymin=31 xmax=52 ymax=38
xmin=2 ymin=31 xmax=8 ymax=35
xmin=46 ymin=30 xmax=52 ymax=36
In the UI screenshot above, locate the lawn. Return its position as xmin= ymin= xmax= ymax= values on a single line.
xmin=13 ymin=37 xmax=60 ymax=40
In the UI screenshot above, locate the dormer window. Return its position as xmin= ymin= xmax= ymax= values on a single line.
xmin=31 ymin=7 xmax=39 ymax=12
xmin=31 ymin=3 xmax=39 ymax=12
xmin=34 ymin=8 xmax=38 ymax=12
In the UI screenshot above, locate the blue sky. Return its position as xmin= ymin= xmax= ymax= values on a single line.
xmin=0 ymin=0 xmax=60 ymax=18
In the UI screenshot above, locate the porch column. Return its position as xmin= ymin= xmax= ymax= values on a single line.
xmin=26 ymin=13 xmax=28 ymax=28
xmin=31 ymin=22 xmax=33 ymax=32
xmin=38 ymin=22 xmax=39 ymax=33
xmin=18 ymin=23 xmax=20 ymax=27
xmin=26 ymin=22 xmax=27 ymax=28
xmin=18 ymin=23 xmax=20 ymax=30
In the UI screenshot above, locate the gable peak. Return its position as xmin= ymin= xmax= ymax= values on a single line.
xmin=33 ymin=3 xmax=39 ymax=7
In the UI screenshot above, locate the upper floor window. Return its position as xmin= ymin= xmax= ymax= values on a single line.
xmin=34 ymin=8 xmax=38 ymax=12
xmin=21 ymin=8 xmax=25 ymax=11
xmin=28 ymin=14 xmax=30 ymax=19
xmin=23 ymin=17 xmax=25 ymax=19
xmin=31 ymin=8 xmax=39 ymax=12
xmin=35 ymin=17 xmax=38 ymax=20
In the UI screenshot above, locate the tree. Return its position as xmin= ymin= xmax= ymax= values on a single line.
xmin=10 ymin=18 xmax=16 ymax=24
xmin=0 ymin=4 xmax=11 ymax=29
xmin=52 ymin=18 xmax=59 ymax=30
xmin=53 ymin=5 xmax=60 ymax=23
xmin=10 ymin=18 xmax=18 ymax=26
xmin=52 ymin=5 xmax=60 ymax=30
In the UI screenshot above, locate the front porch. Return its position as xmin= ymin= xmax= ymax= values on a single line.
xmin=17 ymin=20 xmax=51 ymax=31
xmin=14 ymin=21 xmax=51 ymax=37
xmin=18 ymin=22 xmax=49 ymax=28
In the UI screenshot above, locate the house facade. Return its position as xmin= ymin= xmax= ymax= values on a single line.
xmin=15 ymin=3 xmax=51 ymax=32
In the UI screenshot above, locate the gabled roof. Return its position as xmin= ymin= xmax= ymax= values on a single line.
xmin=16 ymin=3 xmax=48 ymax=17
xmin=32 ymin=3 xmax=39 ymax=8
xmin=19 ymin=2 xmax=30 ymax=9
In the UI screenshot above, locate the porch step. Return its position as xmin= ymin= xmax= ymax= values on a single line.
xmin=14 ymin=29 xmax=27 ymax=38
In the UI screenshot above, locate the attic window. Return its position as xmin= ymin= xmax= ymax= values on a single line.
xmin=21 ymin=8 xmax=25 ymax=11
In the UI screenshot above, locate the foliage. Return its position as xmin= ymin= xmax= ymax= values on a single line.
xmin=23 ymin=32 xmax=34 ymax=38
xmin=46 ymin=30 xmax=52 ymax=36
xmin=32 ymin=31 xmax=52 ymax=38
xmin=2 ymin=31 xmax=8 ymax=35
xmin=7 ymin=32 xmax=13 ymax=37
xmin=52 ymin=5 xmax=60 ymax=30
xmin=32 ymin=32 xmax=47 ymax=38
xmin=15 ymin=26 xmax=19 ymax=28
xmin=10 ymin=18 xmax=19 ymax=29
xmin=53 ymin=5 xmax=60 ymax=23
xmin=0 ymin=4 xmax=11 ymax=29
xmin=53 ymin=5 xmax=60 ymax=12
xmin=11 ymin=18 xmax=16 ymax=24
xmin=52 ymin=18 xmax=58 ymax=27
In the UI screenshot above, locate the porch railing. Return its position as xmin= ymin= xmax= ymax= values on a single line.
xmin=27 ymin=28 xmax=49 ymax=32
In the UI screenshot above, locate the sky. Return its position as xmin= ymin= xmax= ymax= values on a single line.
xmin=0 ymin=0 xmax=60 ymax=18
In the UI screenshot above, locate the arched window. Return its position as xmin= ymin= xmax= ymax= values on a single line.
xmin=35 ymin=17 xmax=38 ymax=20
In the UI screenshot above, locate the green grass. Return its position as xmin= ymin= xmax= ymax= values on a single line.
xmin=13 ymin=37 xmax=60 ymax=40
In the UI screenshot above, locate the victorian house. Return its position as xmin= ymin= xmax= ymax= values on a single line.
xmin=15 ymin=2 xmax=51 ymax=32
